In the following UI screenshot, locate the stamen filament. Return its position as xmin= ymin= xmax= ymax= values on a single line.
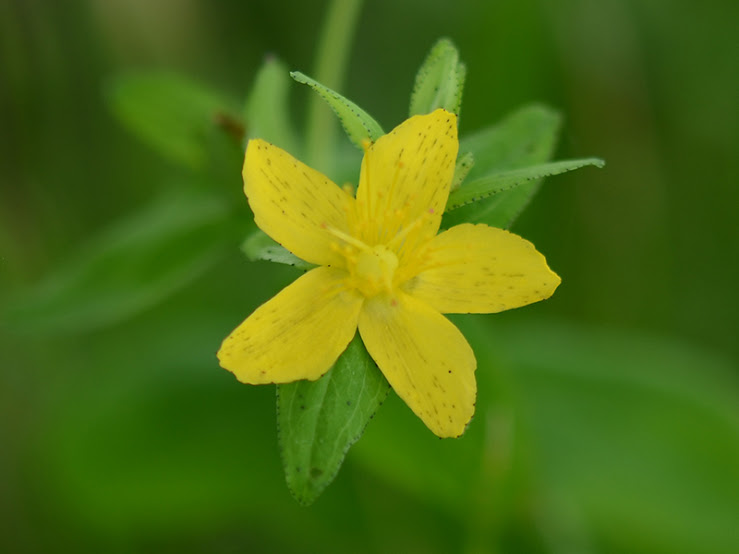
xmin=386 ymin=210 xmax=432 ymax=251
xmin=324 ymin=224 xmax=371 ymax=252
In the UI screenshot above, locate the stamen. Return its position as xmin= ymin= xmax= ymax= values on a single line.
xmin=386 ymin=210 xmax=434 ymax=251
xmin=323 ymin=223 xmax=371 ymax=252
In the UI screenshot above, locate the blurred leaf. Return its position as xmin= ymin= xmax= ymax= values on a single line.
xmin=461 ymin=104 xmax=561 ymax=175
xmin=451 ymin=151 xmax=474 ymax=192
xmin=409 ymin=38 xmax=466 ymax=117
xmin=5 ymin=191 xmax=234 ymax=334
xmin=496 ymin=318 xmax=739 ymax=554
xmin=107 ymin=72 xmax=238 ymax=169
xmin=35 ymin=353 xmax=326 ymax=549
xmin=27 ymin=273 xmax=434 ymax=552
xmin=444 ymin=104 xmax=561 ymax=229
xmin=351 ymin=392 xmax=485 ymax=517
xmin=290 ymin=71 xmax=384 ymax=149
xmin=241 ymin=229 xmax=315 ymax=270
xmin=245 ymin=57 xmax=298 ymax=153
xmin=278 ymin=334 xmax=390 ymax=506
xmin=354 ymin=316 xmax=739 ymax=554
xmin=446 ymin=158 xmax=604 ymax=211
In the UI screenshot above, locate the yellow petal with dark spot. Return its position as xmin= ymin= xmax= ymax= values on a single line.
xmin=358 ymin=292 xmax=476 ymax=438
xmin=354 ymin=109 xmax=458 ymax=246
xmin=409 ymin=223 xmax=561 ymax=314
xmin=243 ymin=139 xmax=353 ymax=267
xmin=218 ymin=267 xmax=363 ymax=384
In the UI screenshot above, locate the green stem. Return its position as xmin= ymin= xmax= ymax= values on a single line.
xmin=306 ymin=0 xmax=364 ymax=173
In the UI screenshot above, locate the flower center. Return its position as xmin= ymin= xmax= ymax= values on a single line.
xmin=324 ymin=224 xmax=401 ymax=298
xmin=352 ymin=244 xmax=398 ymax=297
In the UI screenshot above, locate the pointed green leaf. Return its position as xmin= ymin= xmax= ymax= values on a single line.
xmin=244 ymin=57 xmax=298 ymax=153
xmin=443 ymin=104 xmax=563 ymax=228
xmin=451 ymin=152 xmax=475 ymax=192
xmin=5 ymin=191 xmax=233 ymax=334
xmin=107 ymin=72 xmax=237 ymax=169
xmin=240 ymin=229 xmax=315 ymax=270
xmin=277 ymin=334 xmax=390 ymax=505
xmin=461 ymin=104 xmax=562 ymax=176
xmin=290 ymin=71 xmax=384 ymax=149
xmin=409 ymin=38 xmax=466 ymax=117
xmin=446 ymin=158 xmax=604 ymax=210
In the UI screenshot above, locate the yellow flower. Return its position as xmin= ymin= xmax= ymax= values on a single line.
xmin=218 ymin=109 xmax=560 ymax=438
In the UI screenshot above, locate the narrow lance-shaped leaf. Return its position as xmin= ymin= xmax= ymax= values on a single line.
xmin=290 ymin=71 xmax=384 ymax=149
xmin=409 ymin=38 xmax=466 ymax=117
xmin=443 ymin=104 xmax=562 ymax=229
xmin=107 ymin=72 xmax=238 ymax=169
xmin=446 ymin=158 xmax=605 ymax=211
xmin=244 ymin=57 xmax=298 ymax=153
xmin=277 ymin=334 xmax=391 ymax=506
xmin=451 ymin=152 xmax=475 ymax=192
xmin=241 ymin=229 xmax=315 ymax=270
xmin=461 ymin=104 xmax=561 ymax=176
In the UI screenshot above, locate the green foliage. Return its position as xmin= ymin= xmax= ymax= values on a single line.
xmin=277 ymin=335 xmax=390 ymax=505
xmin=409 ymin=38 xmax=466 ymax=117
xmin=290 ymin=71 xmax=385 ymax=149
xmin=6 ymin=1 xmax=738 ymax=551
xmin=354 ymin=316 xmax=739 ymax=554
xmin=446 ymin=158 xmax=604 ymax=211
xmin=244 ymin=57 xmax=298 ymax=153
xmin=451 ymin=151 xmax=474 ymax=192
xmin=444 ymin=104 xmax=562 ymax=229
xmin=32 ymin=314 xmax=739 ymax=553
xmin=5 ymin=191 xmax=234 ymax=334
xmin=241 ymin=229 xmax=315 ymax=270
xmin=107 ymin=72 xmax=238 ymax=169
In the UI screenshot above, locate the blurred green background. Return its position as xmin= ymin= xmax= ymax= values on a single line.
xmin=1 ymin=0 xmax=737 ymax=553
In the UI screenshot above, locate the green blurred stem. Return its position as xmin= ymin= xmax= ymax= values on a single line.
xmin=306 ymin=0 xmax=364 ymax=173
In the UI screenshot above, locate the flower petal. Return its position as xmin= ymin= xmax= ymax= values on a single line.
xmin=409 ymin=223 xmax=561 ymax=314
xmin=218 ymin=267 xmax=363 ymax=384
xmin=358 ymin=293 xmax=476 ymax=438
xmin=243 ymin=139 xmax=353 ymax=267
xmin=354 ymin=109 xmax=458 ymax=245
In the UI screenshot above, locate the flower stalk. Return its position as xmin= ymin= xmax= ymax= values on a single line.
xmin=305 ymin=0 xmax=365 ymax=174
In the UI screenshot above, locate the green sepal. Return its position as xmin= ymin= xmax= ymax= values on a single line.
xmin=409 ymin=38 xmax=466 ymax=117
xmin=446 ymin=158 xmax=604 ymax=211
xmin=106 ymin=72 xmax=238 ymax=169
xmin=443 ymin=104 xmax=562 ymax=229
xmin=277 ymin=334 xmax=391 ymax=506
xmin=240 ymin=229 xmax=315 ymax=270
xmin=244 ymin=57 xmax=298 ymax=153
xmin=290 ymin=71 xmax=384 ymax=149
xmin=451 ymin=152 xmax=475 ymax=192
